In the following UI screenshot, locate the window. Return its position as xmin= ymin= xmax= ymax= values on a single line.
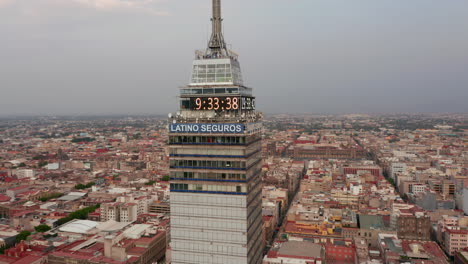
xmin=170 ymin=171 xmax=248 ymax=181
xmin=169 ymin=136 xmax=247 ymax=145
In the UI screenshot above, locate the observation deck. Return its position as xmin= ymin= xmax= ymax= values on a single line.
xmin=189 ymin=50 xmax=244 ymax=87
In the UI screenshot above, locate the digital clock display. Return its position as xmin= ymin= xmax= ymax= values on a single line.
xmin=189 ymin=96 xmax=255 ymax=111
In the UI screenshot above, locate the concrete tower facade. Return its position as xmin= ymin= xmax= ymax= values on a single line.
xmin=168 ymin=1 xmax=263 ymax=263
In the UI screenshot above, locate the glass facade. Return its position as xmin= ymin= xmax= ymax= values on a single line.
xmin=190 ymin=59 xmax=244 ymax=86
xmin=170 ymin=171 xmax=248 ymax=181
xmin=191 ymin=63 xmax=233 ymax=84
xmin=170 ymin=183 xmax=247 ymax=194
xmin=169 ymin=135 xmax=260 ymax=145
xmin=170 ymin=160 xmax=247 ymax=170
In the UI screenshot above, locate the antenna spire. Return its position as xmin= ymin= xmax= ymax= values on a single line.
xmin=208 ymin=0 xmax=228 ymax=56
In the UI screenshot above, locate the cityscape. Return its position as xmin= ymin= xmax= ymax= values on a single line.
xmin=1 ymin=0 xmax=468 ymax=264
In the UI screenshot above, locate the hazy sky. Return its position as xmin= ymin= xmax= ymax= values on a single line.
xmin=1 ymin=0 xmax=467 ymax=115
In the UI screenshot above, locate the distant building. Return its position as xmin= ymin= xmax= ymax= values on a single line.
xmin=455 ymin=250 xmax=468 ymax=264
xmin=263 ymin=241 xmax=324 ymax=264
xmin=391 ymin=205 xmax=431 ymax=241
xmin=390 ymin=163 xmax=406 ymax=180
xmin=444 ymin=229 xmax=468 ymax=256
xmin=15 ymin=169 xmax=35 ymax=179
xmin=325 ymin=243 xmax=356 ymax=264
xmin=101 ymin=202 xmax=138 ymax=222
xmin=148 ymin=201 xmax=169 ymax=215
xmin=49 ymin=226 xmax=166 ymax=264
xmin=358 ymin=214 xmax=396 ymax=247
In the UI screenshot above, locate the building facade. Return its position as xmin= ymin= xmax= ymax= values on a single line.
xmin=168 ymin=1 xmax=263 ymax=263
xmin=101 ymin=202 xmax=138 ymax=222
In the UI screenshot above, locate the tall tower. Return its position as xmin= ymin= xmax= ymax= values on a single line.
xmin=168 ymin=1 xmax=263 ymax=263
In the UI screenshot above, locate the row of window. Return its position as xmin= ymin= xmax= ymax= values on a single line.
xmin=172 ymin=241 xmax=247 ymax=256
xmin=169 ymin=148 xmax=245 ymax=157
xmin=192 ymin=77 xmax=234 ymax=84
xmin=170 ymin=136 xmax=246 ymax=144
xmin=181 ymin=87 xmax=242 ymax=95
xmin=171 ymin=171 xmax=247 ymax=181
xmin=193 ymin=64 xmax=231 ymax=71
xmin=171 ymin=183 xmax=247 ymax=193
xmin=170 ymin=160 xmax=246 ymax=169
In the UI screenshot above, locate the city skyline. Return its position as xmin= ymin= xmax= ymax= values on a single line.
xmin=1 ymin=0 xmax=468 ymax=115
xmin=0 ymin=1 xmax=467 ymax=263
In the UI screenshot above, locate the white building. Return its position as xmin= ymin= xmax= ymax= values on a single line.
xmin=15 ymin=169 xmax=35 ymax=179
xmin=411 ymin=184 xmax=427 ymax=194
xmin=101 ymin=202 xmax=138 ymax=223
xmin=390 ymin=163 xmax=407 ymax=180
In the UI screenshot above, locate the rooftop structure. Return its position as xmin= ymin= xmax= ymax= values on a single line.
xmin=58 ymin=219 xmax=98 ymax=234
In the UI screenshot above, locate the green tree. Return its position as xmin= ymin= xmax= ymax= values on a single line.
xmin=39 ymin=193 xmax=63 ymax=202
xmin=145 ymin=180 xmax=156 ymax=186
xmin=71 ymin=137 xmax=95 ymax=143
xmin=18 ymin=163 xmax=26 ymax=167
xmin=16 ymin=231 xmax=31 ymax=242
xmin=75 ymin=182 xmax=95 ymax=190
xmin=161 ymin=175 xmax=170 ymax=181
xmin=33 ymin=155 xmax=45 ymax=160
xmin=132 ymin=133 xmax=142 ymax=140
xmin=55 ymin=204 xmax=100 ymax=227
xmin=38 ymin=161 xmax=48 ymax=167
xmin=75 ymin=184 xmax=86 ymax=190
xmin=34 ymin=224 xmax=51 ymax=233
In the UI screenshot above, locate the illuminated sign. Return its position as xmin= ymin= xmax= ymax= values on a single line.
xmin=169 ymin=123 xmax=245 ymax=134
xmin=189 ymin=96 xmax=255 ymax=111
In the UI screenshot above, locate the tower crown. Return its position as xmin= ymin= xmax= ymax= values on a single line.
xmin=190 ymin=0 xmax=243 ymax=86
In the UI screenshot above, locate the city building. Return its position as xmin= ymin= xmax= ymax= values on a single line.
xmin=101 ymin=202 xmax=138 ymax=223
xmin=168 ymin=1 xmax=263 ymax=263
xmin=263 ymin=241 xmax=324 ymax=264
xmin=391 ymin=205 xmax=431 ymax=241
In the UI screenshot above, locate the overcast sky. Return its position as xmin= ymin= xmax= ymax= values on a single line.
xmin=1 ymin=0 xmax=467 ymax=115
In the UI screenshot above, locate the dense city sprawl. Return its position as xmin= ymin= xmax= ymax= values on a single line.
xmin=0 ymin=113 xmax=467 ymax=263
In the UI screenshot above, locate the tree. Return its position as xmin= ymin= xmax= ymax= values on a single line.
xmin=75 ymin=182 xmax=95 ymax=190
xmin=18 ymin=163 xmax=26 ymax=167
xmin=75 ymin=184 xmax=86 ymax=190
xmin=132 ymin=133 xmax=142 ymax=140
xmin=16 ymin=231 xmax=31 ymax=242
xmin=34 ymin=224 xmax=51 ymax=233
xmin=39 ymin=193 xmax=63 ymax=202
xmin=33 ymin=155 xmax=45 ymax=160
xmin=71 ymin=137 xmax=95 ymax=143
xmin=145 ymin=180 xmax=156 ymax=186
xmin=55 ymin=204 xmax=100 ymax=227
xmin=161 ymin=175 xmax=170 ymax=181
xmin=38 ymin=161 xmax=48 ymax=167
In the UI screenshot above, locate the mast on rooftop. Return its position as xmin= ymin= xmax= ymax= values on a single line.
xmin=207 ymin=0 xmax=228 ymax=57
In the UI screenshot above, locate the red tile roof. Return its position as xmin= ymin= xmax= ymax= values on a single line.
xmin=0 ymin=194 xmax=11 ymax=202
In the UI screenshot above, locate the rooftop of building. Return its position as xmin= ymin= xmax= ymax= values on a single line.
xmin=276 ymin=241 xmax=323 ymax=259
xmin=58 ymin=219 xmax=99 ymax=234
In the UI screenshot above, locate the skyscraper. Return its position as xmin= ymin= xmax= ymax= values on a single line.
xmin=168 ymin=1 xmax=263 ymax=263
